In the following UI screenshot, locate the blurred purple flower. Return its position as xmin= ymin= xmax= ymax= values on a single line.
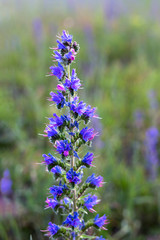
xmin=145 ymin=127 xmax=159 ymax=180
xmin=83 ymin=25 xmax=97 ymax=75
xmin=32 ymin=18 xmax=43 ymax=44
xmin=148 ymin=90 xmax=158 ymax=110
xmin=104 ymin=0 xmax=121 ymax=21
xmin=0 ymin=169 xmax=12 ymax=196
xmin=133 ymin=110 xmax=144 ymax=128
xmin=150 ymin=0 xmax=160 ymax=21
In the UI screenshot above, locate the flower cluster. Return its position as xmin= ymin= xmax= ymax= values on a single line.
xmin=41 ymin=30 xmax=109 ymax=239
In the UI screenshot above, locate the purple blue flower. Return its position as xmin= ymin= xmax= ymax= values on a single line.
xmin=49 ymin=91 xmax=65 ymax=108
xmin=61 ymin=30 xmax=73 ymax=43
xmin=55 ymin=140 xmax=72 ymax=156
xmin=95 ymin=236 xmax=106 ymax=240
xmin=45 ymin=197 xmax=58 ymax=209
xmin=65 ymin=50 xmax=75 ymax=62
xmin=57 ymin=40 xmax=67 ymax=50
xmin=42 ymin=153 xmax=57 ymax=165
xmin=63 ymin=197 xmax=70 ymax=205
xmin=86 ymin=174 xmax=103 ymax=188
xmin=0 ymin=169 xmax=12 ymax=196
xmin=60 ymin=197 xmax=72 ymax=210
xmin=49 ymin=113 xmax=63 ymax=127
xmin=84 ymin=194 xmax=100 ymax=212
xmin=64 ymin=69 xmax=81 ymax=92
xmin=83 ymin=105 xmax=96 ymax=119
xmin=46 ymin=222 xmax=59 ymax=237
xmin=94 ymin=214 xmax=109 ymax=230
xmin=80 ymin=127 xmax=96 ymax=142
xmin=50 ymin=182 xmax=68 ymax=198
xmin=66 ymin=168 xmax=83 ymax=184
xmin=74 ymin=151 xmax=79 ymax=159
xmin=71 ymin=232 xmax=78 ymax=240
xmin=63 ymin=212 xmax=81 ymax=228
xmin=50 ymin=62 xmax=64 ymax=80
xmin=54 ymin=50 xmax=63 ymax=62
xmin=70 ymin=97 xmax=86 ymax=117
xmin=50 ymin=185 xmax=64 ymax=198
xmin=51 ymin=166 xmax=62 ymax=177
xmin=49 ymin=114 xmax=70 ymax=129
xmin=43 ymin=125 xmax=59 ymax=140
xmin=82 ymin=152 xmax=94 ymax=167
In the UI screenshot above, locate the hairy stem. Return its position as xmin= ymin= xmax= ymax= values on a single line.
xmin=68 ymin=64 xmax=77 ymax=238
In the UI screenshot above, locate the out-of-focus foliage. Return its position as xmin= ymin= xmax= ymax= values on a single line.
xmin=1 ymin=0 xmax=160 ymax=239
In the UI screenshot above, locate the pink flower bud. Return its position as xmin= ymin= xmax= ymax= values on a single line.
xmin=57 ymin=84 xmax=66 ymax=91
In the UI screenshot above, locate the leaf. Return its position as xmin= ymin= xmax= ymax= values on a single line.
xmin=80 ymin=235 xmax=96 ymax=239
xmin=78 ymin=207 xmax=88 ymax=214
xmin=0 ymin=223 xmax=8 ymax=240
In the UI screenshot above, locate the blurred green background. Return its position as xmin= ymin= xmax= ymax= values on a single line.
xmin=1 ymin=0 xmax=160 ymax=239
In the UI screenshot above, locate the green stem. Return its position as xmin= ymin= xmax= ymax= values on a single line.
xmin=68 ymin=64 xmax=77 ymax=239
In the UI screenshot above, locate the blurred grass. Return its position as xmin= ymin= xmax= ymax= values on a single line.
xmin=1 ymin=0 xmax=160 ymax=239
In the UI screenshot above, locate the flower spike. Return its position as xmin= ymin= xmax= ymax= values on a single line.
xmin=40 ymin=30 xmax=108 ymax=239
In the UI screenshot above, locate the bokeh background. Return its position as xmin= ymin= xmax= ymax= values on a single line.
xmin=1 ymin=0 xmax=160 ymax=239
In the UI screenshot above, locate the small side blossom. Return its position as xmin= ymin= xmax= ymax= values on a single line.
xmin=63 ymin=197 xmax=71 ymax=205
xmin=74 ymin=151 xmax=79 ymax=159
xmin=42 ymin=153 xmax=57 ymax=165
xmin=50 ymin=62 xmax=64 ymax=80
xmin=64 ymin=78 xmax=80 ymax=93
xmin=61 ymin=30 xmax=73 ymax=43
xmin=65 ymin=50 xmax=76 ymax=63
xmin=50 ymin=181 xmax=68 ymax=198
xmin=60 ymin=197 xmax=72 ymax=210
xmin=57 ymin=40 xmax=67 ymax=50
xmin=80 ymin=127 xmax=96 ymax=142
xmin=64 ymin=69 xmax=81 ymax=93
xmin=54 ymin=50 xmax=63 ymax=62
xmin=57 ymin=84 xmax=66 ymax=91
xmin=94 ymin=214 xmax=109 ymax=230
xmin=51 ymin=166 xmax=62 ymax=177
xmin=49 ymin=113 xmax=63 ymax=127
xmin=49 ymin=114 xmax=70 ymax=130
xmin=82 ymin=105 xmax=96 ymax=122
xmin=49 ymin=91 xmax=65 ymax=109
xmin=70 ymin=97 xmax=86 ymax=117
xmin=45 ymin=197 xmax=59 ymax=209
xmin=84 ymin=194 xmax=100 ymax=212
xmin=63 ymin=212 xmax=81 ymax=228
xmin=66 ymin=168 xmax=83 ymax=184
xmin=86 ymin=174 xmax=103 ymax=188
xmin=43 ymin=125 xmax=59 ymax=141
xmin=46 ymin=222 xmax=59 ymax=237
xmin=82 ymin=152 xmax=94 ymax=167
xmin=50 ymin=185 xmax=64 ymax=198
xmin=55 ymin=140 xmax=72 ymax=156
